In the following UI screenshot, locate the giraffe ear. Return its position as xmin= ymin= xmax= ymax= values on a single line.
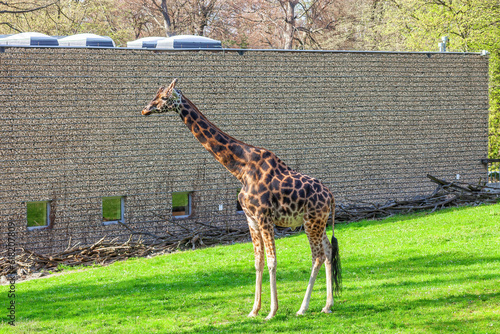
xmin=156 ymin=86 xmax=166 ymax=96
xmin=167 ymin=78 xmax=178 ymax=91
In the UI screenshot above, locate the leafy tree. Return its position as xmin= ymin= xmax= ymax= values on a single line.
xmin=0 ymin=0 xmax=58 ymax=33
xmin=0 ymin=0 xmax=138 ymax=44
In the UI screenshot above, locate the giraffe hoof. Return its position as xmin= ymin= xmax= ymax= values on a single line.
xmin=321 ymin=307 xmax=332 ymax=314
xmin=248 ymin=311 xmax=259 ymax=318
xmin=296 ymin=310 xmax=306 ymax=316
xmin=264 ymin=314 xmax=275 ymax=321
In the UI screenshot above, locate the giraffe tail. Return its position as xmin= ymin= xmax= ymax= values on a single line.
xmin=331 ymin=233 xmax=342 ymax=296
xmin=330 ymin=203 xmax=342 ymax=296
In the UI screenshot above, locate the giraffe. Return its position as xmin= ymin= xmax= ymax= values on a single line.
xmin=141 ymin=78 xmax=341 ymax=320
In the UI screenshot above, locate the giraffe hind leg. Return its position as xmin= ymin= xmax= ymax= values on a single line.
xmin=296 ymin=219 xmax=327 ymax=316
xmin=321 ymin=231 xmax=334 ymax=313
xmin=321 ymin=223 xmax=342 ymax=313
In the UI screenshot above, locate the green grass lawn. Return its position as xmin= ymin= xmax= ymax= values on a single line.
xmin=2 ymin=204 xmax=500 ymax=333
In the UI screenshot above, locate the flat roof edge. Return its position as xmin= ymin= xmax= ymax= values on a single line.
xmin=0 ymin=44 xmax=486 ymax=56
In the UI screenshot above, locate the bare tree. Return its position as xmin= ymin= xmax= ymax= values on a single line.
xmin=151 ymin=0 xmax=173 ymax=36
xmin=278 ymin=0 xmax=299 ymax=49
xmin=221 ymin=0 xmax=339 ymax=50
xmin=0 ymin=1 xmax=58 ymax=14
xmin=0 ymin=0 xmax=372 ymax=49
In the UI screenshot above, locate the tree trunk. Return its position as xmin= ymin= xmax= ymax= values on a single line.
xmin=160 ymin=0 xmax=173 ymax=36
xmin=193 ymin=0 xmax=217 ymax=37
xmin=282 ymin=0 xmax=299 ymax=49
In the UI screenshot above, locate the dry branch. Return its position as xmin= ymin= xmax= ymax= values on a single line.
xmin=334 ymin=174 xmax=499 ymax=222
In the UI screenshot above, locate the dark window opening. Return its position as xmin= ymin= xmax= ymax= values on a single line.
xmin=236 ymin=188 xmax=244 ymax=213
xmin=172 ymin=192 xmax=192 ymax=218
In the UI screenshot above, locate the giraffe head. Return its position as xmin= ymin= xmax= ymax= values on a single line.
xmin=142 ymin=78 xmax=182 ymax=115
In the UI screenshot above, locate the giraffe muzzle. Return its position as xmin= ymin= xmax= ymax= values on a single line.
xmin=141 ymin=106 xmax=156 ymax=115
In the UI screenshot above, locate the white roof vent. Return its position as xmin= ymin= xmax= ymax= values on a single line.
xmin=127 ymin=37 xmax=168 ymax=48
xmin=58 ymin=34 xmax=115 ymax=47
xmin=0 ymin=32 xmax=58 ymax=46
xmin=155 ymin=35 xmax=222 ymax=49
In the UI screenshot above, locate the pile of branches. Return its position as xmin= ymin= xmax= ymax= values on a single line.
xmin=335 ymin=174 xmax=500 ymax=222
xmin=1 ymin=174 xmax=498 ymax=282
xmin=0 ymin=221 xmax=297 ymax=281
xmin=1 ymin=236 xmax=158 ymax=280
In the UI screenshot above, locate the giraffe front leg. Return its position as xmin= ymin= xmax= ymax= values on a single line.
xmin=248 ymin=225 xmax=264 ymax=318
xmin=249 ymin=267 xmax=264 ymax=318
xmin=261 ymin=226 xmax=278 ymax=320
xmin=265 ymin=255 xmax=278 ymax=320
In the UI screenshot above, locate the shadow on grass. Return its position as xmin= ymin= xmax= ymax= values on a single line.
xmin=15 ymin=249 xmax=500 ymax=323
xmin=167 ymin=290 xmax=500 ymax=334
xmin=12 ymin=204 xmax=500 ymax=332
xmin=15 ymin=266 xmax=255 ymax=321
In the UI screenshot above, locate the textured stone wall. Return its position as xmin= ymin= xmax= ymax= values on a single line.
xmin=0 ymin=47 xmax=489 ymax=254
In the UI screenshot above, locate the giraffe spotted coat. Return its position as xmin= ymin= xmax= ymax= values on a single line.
xmin=142 ymin=78 xmax=341 ymax=320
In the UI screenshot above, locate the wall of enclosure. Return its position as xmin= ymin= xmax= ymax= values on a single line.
xmin=0 ymin=47 xmax=490 ymax=254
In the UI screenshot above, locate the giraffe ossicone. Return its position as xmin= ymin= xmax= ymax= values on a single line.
xmin=142 ymin=78 xmax=342 ymax=319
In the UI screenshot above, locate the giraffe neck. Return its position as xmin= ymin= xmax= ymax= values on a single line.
xmin=175 ymin=94 xmax=255 ymax=182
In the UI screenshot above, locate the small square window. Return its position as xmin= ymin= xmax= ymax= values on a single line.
xmin=172 ymin=192 xmax=192 ymax=218
xmin=102 ymin=196 xmax=124 ymax=225
xmin=236 ymin=188 xmax=244 ymax=213
xmin=27 ymin=201 xmax=50 ymax=230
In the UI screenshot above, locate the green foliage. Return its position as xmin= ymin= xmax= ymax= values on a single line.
xmin=2 ymin=204 xmax=499 ymax=333
xmin=102 ymin=196 xmax=122 ymax=222
xmin=0 ymin=0 xmax=136 ymax=46
xmin=172 ymin=192 xmax=190 ymax=208
xmin=26 ymin=201 xmax=48 ymax=227
xmin=489 ymin=50 xmax=500 ymax=159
